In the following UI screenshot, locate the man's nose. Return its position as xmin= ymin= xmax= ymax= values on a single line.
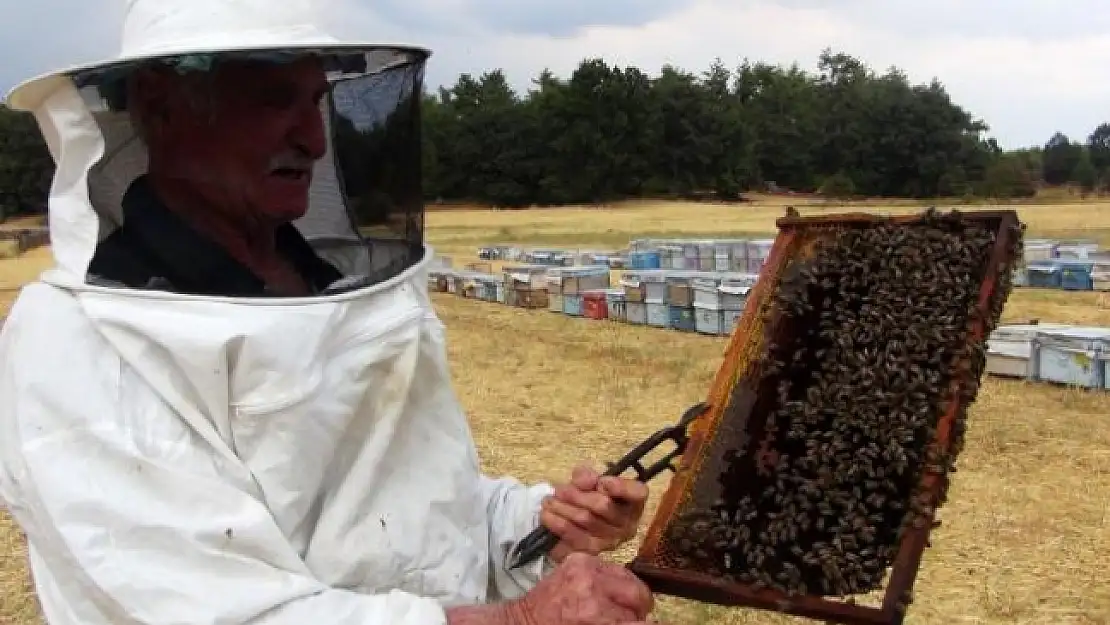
xmin=290 ymin=104 xmax=327 ymax=160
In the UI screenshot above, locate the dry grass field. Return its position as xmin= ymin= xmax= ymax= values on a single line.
xmin=2 ymin=200 xmax=1109 ymax=624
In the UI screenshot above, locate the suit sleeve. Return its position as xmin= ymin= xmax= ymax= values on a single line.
xmin=480 ymin=475 xmax=558 ymax=601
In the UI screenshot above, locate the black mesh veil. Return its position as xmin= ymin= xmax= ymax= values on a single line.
xmin=67 ymin=46 xmax=428 ymax=295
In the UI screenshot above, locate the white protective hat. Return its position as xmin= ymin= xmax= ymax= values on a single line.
xmin=7 ymin=0 xmax=433 ymax=293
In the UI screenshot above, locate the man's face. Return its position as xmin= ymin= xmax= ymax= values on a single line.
xmin=137 ymin=57 xmax=329 ymax=224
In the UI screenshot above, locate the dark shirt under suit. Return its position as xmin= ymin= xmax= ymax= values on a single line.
xmin=88 ymin=176 xmax=342 ymax=297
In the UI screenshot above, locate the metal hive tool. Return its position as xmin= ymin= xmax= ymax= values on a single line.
xmin=626 ymin=208 xmax=1024 ymax=625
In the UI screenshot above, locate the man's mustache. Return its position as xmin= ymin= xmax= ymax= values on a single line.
xmin=268 ymin=152 xmax=316 ymax=173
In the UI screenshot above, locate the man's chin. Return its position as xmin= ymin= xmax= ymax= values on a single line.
xmin=258 ymin=201 xmax=309 ymax=225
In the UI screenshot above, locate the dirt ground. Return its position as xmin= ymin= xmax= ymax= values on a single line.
xmin=1 ymin=200 xmax=1108 ymax=624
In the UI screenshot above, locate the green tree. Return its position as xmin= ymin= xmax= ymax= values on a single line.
xmin=1087 ymin=122 xmax=1110 ymax=182
xmin=1041 ymin=132 xmax=1083 ymax=185
xmin=1071 ymin=150 xmax=1098 ymax=194
xmin=819 ymin=172 xmax=856 ymax=199
xmin=0 ymin=106 xmax=53 ymax=219
xmin=980 ymin=154 xmax=1037 ymax=199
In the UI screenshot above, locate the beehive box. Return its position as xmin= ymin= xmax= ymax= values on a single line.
xmin=560 ymin=266 xmax=611 ymax=296
xmin=506 ymin=286 xmax=548 ymax=309
xmin=669 ymin=305 xmax=697 ymax=332
xmin=695 ymin=307 xmax=727 ymax=335
xmin=661 ymin=245 xmax=686 ymax=270
xmin=548 ymin=293 xmax=564 ymax=313
xmin=626 ymin=301 xmax=648 ymax=325
xmin=621 ymin=270 xmax=655 ymax=303
xmin=1023 ymin=240 xmax=1057 ymax=262
xmin=545 ymin=272 xmax=564 ymax=297
xmin=1029 ymin=327 xmax=1110 ymax=388
xmin=646 ymin=302 xmax=670 ymax=327
xmin=985 ymin=323 xmax=1072 ymax=379
xmin=563 ymin=294 xmax=584 ymax=316
xmin=1056 ymin=241 xmax=1098 ymax=259
xmin=503 ymin=264 xmax=550 ymax=290
xmin=714 ymin=243 xmax=733 ymax=272
xmin=1093 ymin=261 xmax=1110 ymax=291
xmin=745 ymin=239 xmax=775 ymax=273
xmin=1057 ymin=260 xmax=1094 ymax=291
xmin=692 ymin=276 xmax=724 ymax=310
xmin=583 ymin=290 xmax=610 ymax=320
xmin=606 ymin=290 xmax=628 ymax=322
xmin=628 ymin=209 xmax=1023 ymax=625
xmin=644 ymin=272 xmax=670 ymax=304
xmin=1025 ymin=260 xmax=1061 ymax=288
xmin=723 ymin=309 xmax=744 ymax=334
xmin=730 ymin=242 xmax=749 ymax=272
xmin=666 ymin=273 xmax=697 ymax=307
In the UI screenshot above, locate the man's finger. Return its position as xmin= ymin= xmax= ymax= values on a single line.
xmin=553 ymin=484 xmax=624 ymax=526
xmin=571 ymin=464 xmax=600 ymax=490
xmin=540 ymin=508 xmax=611 ymax=554
xmin=543 ymin=494 xmax=625 ymax=537
xmin=600 ymin=476 xmax=649 ymax=508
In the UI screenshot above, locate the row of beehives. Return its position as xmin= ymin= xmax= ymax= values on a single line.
xmin=624 ymin=238 xmax=776 ymax=273
xmin=428 ymin=264 xmax=761 ymax=336
xmin=1021 ymin=238 xmax=1104 ymax=261
xmin=1015 ymin=258 xmax=1110 ymax=291
xmin=1013 ymin=238 xmax=1110 ymax=291
xmin=986 ymin=323 xmax=1110 ymax=390
xmin=0 ymin=227 xmax=50 ymax=255
xmin=430 ymin=262 xmax=1110 ymax=389
xmin=477 ymin=245 xmax=626 ymax=268
xmin=475 ymin=237 xmax=779 ymax=274
xmin=477 ymin=237 xmax=1106 ymax=273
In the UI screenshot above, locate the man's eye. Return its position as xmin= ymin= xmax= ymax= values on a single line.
xmin=255 ymin=87 xmax=296 ymax=109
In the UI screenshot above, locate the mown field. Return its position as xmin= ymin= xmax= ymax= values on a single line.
xmin=2 ymin=200 xmax=1109 ymax=624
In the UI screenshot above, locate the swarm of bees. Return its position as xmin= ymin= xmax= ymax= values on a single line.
xmin=663 ymin=209 xmax=1023 ymax=599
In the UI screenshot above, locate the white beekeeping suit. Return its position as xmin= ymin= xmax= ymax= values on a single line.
xmin=0 ymin=1 xmax=556 ymax=623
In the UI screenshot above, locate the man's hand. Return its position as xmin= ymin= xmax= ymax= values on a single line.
xmin=541 ymin=464 xmax=649 ymax=563
xmin=509 ymin=553 xmax=656 ymax=624
xmin=447 ymin=554 xmax=660 ymax=625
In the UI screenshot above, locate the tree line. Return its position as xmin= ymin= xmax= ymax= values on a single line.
xmin=2 ymin=48 xmax=1110 ymax=218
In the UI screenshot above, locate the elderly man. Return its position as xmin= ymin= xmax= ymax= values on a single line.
xmin=0 ymin=2 xmax=661 ymax=625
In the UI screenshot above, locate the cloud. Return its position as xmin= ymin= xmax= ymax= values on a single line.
xmin=2 ymin=0 xmax=1107 ymax=148
xmin=358 ymin=0 xmax=689 ymax=36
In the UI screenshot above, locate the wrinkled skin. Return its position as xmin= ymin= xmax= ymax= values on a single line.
xmin=448 ymin=553 xmax=660 ymax=625
xmin=509 ymin=553 xmax=657 ymax=625
xmin=128 ymin=56 xmax=329 ymax=294
xmin=544 ymin=465 xmax=649 ymax=563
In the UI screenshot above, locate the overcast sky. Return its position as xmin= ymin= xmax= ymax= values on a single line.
xmin=4 ymin=0 xmax=1108 ymax=149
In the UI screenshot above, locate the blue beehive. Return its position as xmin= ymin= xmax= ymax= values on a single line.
xmin=668 ymin=306 xmax=696 ymax=332
xmin=563 ymin=294 xmax=583 ymax=316
xmin=628 ymin=251 xmax=662 ymax=270
xmin=1025 ymin=260 xmax=1061 ymax=288
xmin=1057 ymin=260 xmax=1094 ymax=291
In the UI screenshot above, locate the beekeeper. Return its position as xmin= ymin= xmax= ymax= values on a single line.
xmin=0 ymin=2 xmax=659 ymax=624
